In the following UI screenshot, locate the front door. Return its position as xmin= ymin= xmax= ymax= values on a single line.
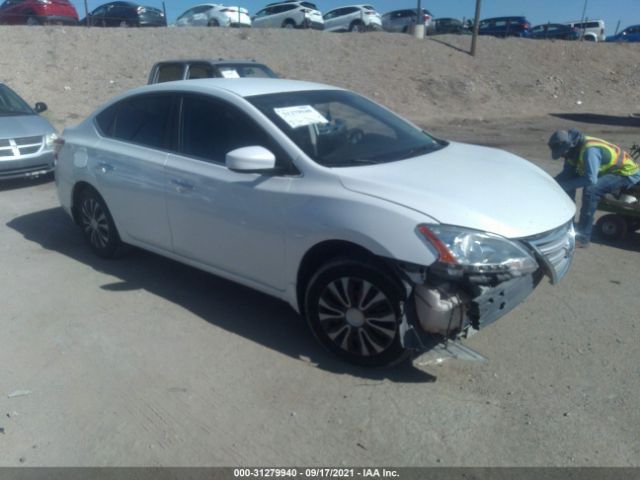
xmin=164 ymin=94 xmax=293 ymax=291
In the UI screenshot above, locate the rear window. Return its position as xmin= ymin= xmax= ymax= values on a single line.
xmin=156 ymin=64 xmax=184 ymax=83
xmin=97 ymin=94 xmax=174 ymax=150
xmin=573 ymin=21 xmax=600 ymax=29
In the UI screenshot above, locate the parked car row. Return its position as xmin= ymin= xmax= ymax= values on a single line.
xmin=0 ymin=0 xmax=429 ymax=32
xmin=0 ymin=0 xmax=636 ymax=42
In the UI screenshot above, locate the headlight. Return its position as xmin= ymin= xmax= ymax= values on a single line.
xmin=418 ymin=224 xmax=538 ymax=277
xmin=44 ymin=133 xmax=59 ymax=150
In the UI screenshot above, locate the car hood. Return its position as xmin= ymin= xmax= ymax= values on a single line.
xmin=335 ymin=141 xmax=575 ymax=239
xmin=0 ymin=115 xmax=56 ymax=139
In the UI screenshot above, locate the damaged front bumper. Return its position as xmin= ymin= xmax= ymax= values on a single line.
xmin=397 ymin=222 xmax=575 ymax=357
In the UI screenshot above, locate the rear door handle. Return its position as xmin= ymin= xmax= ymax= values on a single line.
xmin=171 ymin=178 xmax=195 ymax=193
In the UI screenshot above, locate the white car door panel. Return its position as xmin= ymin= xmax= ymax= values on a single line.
xmin=164 ymin=155 xmax=291 ymax=290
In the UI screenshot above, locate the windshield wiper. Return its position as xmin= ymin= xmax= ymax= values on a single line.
xmin=0 ymin=111 xmax=29 ymax=116
xmin=399 ymin=144 xmax=439 ymax=159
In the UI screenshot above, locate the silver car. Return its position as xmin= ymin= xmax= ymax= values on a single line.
xmin=55 ymin=79 xmax=575 ymax=367
xmin=0 ymin=83 xmax=57 ymax=180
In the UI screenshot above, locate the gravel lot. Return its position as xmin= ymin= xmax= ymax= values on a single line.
xmin=0 ymin=27 xmax=639 ymax=467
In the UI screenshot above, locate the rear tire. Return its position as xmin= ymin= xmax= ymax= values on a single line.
xmin=282 ymin=19 xmax=295 ymax=29
xmin=304 ymin=258 xmax=409 ymax=367
xmin=595 ymin=214 xmax=628 ymax=241
xmin=349 ymin=21 xmax=365 ymax=32
xmin=78 ymin=188 xmax=124 ymax=258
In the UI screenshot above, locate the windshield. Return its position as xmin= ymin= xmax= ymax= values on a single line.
xmin=0 ymin=84 xmax=34 ymax=116
xmin=248 ymin=90 xmax=445 ymax=167
xmin=217 ymin=64 xmax=278 ymax=79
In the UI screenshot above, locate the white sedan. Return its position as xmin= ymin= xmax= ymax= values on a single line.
xmin=55 ymin=79 xmax=576 ymax=367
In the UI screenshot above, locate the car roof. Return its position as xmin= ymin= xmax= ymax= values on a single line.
xmin=130 ymin=78 xmax=343 ymax=99
xmin=327 ymin=4 xmax=374 ymax=10
xmin=564 ymin=19 xmax=604 ymax=24
xmin=154 ymin=59 xmax=267 ymax=66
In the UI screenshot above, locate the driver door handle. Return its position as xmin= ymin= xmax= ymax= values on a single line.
xmin=171 ymin=178 xmax=195 ymax=193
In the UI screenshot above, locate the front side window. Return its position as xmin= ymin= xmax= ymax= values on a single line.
xmin=97 ymin=94 xmax=174 ymax=150
xmin=177 ymin=7 xmax=194 ymax=19
xmin=248 ymin=90 xmax=445 ymax=167
xmin=0 ymin=84 xmax=34 ymax=116
xmin=179 ymin=95 xmax=283 ymax=165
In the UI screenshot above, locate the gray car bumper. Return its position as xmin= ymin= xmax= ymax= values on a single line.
xmin=0 ymin=151 xmax=55 ymax=180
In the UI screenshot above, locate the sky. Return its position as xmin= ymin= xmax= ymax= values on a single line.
xmin=72 ymin=0 xmax=640 ymax=33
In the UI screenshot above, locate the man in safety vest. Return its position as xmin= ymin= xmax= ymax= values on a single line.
xmin=548 ymin=128 xmax=640 ymax=247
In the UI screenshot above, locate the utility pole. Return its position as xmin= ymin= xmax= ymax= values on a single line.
xmin=414 ymin=0 xmax=425 ymax=38
xmin=470 ymin=0 xmax=482 ymax=56
xmin=579 ymin=0 xmax=588 ymax=39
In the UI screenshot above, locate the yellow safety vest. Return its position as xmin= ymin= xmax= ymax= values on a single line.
xmin=568 ymin=136 xmax=639 ymax=177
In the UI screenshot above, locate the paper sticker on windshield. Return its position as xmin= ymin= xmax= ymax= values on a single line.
xmin=219 ymin=68 xmax=240 ymax=79
xmin=274 ymin=105 xmax=329 ymax=129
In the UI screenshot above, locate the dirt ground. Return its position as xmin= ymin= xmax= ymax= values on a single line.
xmin=0 ymin=27 xmax=639 ymax=467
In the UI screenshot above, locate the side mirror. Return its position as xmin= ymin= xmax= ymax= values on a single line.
xmin=34 ymin=102 xmax=47 ymax=113
xmin=226 ymin=146 xmax=276 ymax=173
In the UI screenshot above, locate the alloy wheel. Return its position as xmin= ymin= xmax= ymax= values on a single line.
xmin=317 ymin=276 xmax=397 ymax=357
xmin=81 ymin=197 xmax=110 ymax=249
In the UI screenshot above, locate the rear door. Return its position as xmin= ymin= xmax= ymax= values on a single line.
xmin=92 ymin=93 xmax=175 ymax=251
xmin=189 ymin=4 xmax=210 ymax=26
xmin=164 ymin=93 xmax=293 ymax=290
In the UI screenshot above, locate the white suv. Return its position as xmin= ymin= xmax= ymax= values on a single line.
xmin=175 ymin=4 xmax=251 ymax=27
xmin=252 ymin=0 xmax=324 ymax=29
xmin=323 ymin=5 xmax=382 ymax=32
xmin=564 ymin=19 xmax=605 ymax=41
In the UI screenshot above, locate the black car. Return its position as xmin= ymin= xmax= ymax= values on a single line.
xmin=429 ymin=17 xmax=463 ymax=35
xmin=478 ymin=16 xmax=531 ymax=37
xmin=82 ymin=1 xmax=165 ymax=27
xmin=148 ymin=59 xmax=278 ymax=84
xmin=530 ymin=23 xmax=579 ymax=40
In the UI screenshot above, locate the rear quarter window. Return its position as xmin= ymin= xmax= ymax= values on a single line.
xmin=156 ymin=64 xmax=184 ymax=83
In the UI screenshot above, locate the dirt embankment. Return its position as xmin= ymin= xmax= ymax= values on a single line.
xmin=1 ymin=26 xmax=640 ymax=131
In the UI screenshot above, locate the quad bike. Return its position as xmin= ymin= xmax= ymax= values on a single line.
xmin=595 ymin=143 xmax=640 ymax=241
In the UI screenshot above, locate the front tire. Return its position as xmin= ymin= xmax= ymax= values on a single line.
xmin=78 ymin=188 xmax=123 ymax=258
xmin=208 ymin=18 xmax=219 ymax=27
xmin=304 ymin=258 xmax=409 ymax=367
xmin=282 ymin=19 xmax=295 ymax=29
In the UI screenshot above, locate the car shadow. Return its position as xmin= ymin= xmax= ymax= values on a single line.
xmin=591 ymin=231 xmax=640 ymax=252
xmin=0 ymin=173 xmax=53 ymax=192
xmin=550 ymin=112 xmax=640 ymax=128
xmin=428 ymin=37 xmax=471 ymax=55
xmin=7 ymin=207 xmax=437 ymax=383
